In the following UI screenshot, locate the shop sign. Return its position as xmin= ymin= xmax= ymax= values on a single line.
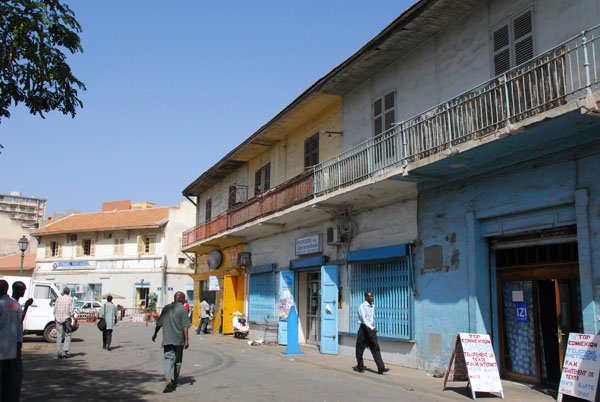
xmin=558 ymin=333 xmax=600 ymax=401
xmin=209 ymin=276 xmax=220 ymax=291
xmin=295 ymin=234 xmax=321 ymax=256
xmin=52 ymin=261 xmax=95 ymax=270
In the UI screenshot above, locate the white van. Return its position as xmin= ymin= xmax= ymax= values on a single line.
xmin=0 ymin=276 xmax=78 ymax=342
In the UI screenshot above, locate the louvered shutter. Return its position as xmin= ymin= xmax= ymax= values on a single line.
xmin=137 ymin=236 xmax=144 ymax=254
xmin=90 ymin=239 xmax=96 ymax=256
xmin=76 ymin=240 xmax=83 ymax=257
xmin=264 ymin=163 xmax=271 ymax=191
xmin=373 ymin=98 xmax=383 ymax=136
xmin=58 ymin=242 xmax=63 ymax=258
xmin=149 ymin=236 xmax=156 ymax=254
xmin=384 ymin=92 xmax=395 ymax=132
xmin=114 ymin=239 xmax=119 ymax=255
xmin=45 ymin=243 xmax=50 ymax=258
xmin=513 ymin=10 xmax=533 ymax=65
xmin=493 ymin=25 xmax=511 ymax=75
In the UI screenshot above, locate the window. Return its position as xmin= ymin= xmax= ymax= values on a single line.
xmin=492 ymin=8 xmax=534 ymax=76
xmin=373 ymin=91 xmax=395 ymax=136
xmin=114 ymin=238 xmax=125 ymax=255
xmin=178 ymin=258 xmax=186 ymax=264
xmin=205 ymin=198 xmax=212 ymax=221
xmin=304 ymin=133 xmax=319 ymax=168
xmin=34 ymin=285 xmax=56 ymax=300
xmin=76 ymin=239 xmax=95 ymax=257
xmin=254 ymin=163 xmax=271 ymax=194
xmin=137 ymin=235 xmax=156 ymax=254
xmin=349 ymin=257 xmax=413 ymax=340
xmin=46 ymin=241 xmax=63 ymax=257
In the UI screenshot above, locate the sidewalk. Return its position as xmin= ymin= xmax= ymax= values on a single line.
xmin=219 ymin=332 xmax=561 ymax=401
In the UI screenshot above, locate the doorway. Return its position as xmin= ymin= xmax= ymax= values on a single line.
xmin=496 ymin=242 xmax=581 ymax=385
xmin=306 ymin=272 xmax=321 ymax=345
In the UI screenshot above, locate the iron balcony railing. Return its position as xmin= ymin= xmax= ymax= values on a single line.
xmin=182 ymin=169 xmax=314 ymax=248
xmin=314 ymin=24 xmax=600 ymax=196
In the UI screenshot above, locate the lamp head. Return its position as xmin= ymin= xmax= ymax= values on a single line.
xmin=18 ymin=236 xmax=29 ymax=253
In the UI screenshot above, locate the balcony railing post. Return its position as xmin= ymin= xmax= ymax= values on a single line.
xmin=582 ymin=31 xmax=592 ymax=95
xmin=337 ymin=156 xmax=341 ymax=188
xmin=400 ymin=123 xmax=407 ymax=166
xmin=502 ymin=73 xmax=511 ymax=123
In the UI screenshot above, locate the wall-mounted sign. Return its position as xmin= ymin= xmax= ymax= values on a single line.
xmin=558 ymin=333 xmax=600 ymax=401
xmin=207 ymin=250 xmax=222 ymax=270
xmin=295 ymin=234 xmax=322 ymax=256
xmin=209 ymin=276 xmax=220 ymax=291
xmin=515 ymin=302 xmax=528 ymax=323
xmin=52 ymin=261 xmax=95 ymax=270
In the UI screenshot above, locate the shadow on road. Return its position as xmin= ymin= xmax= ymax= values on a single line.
xmin=22 ymin=352 xmax=162 ymax=401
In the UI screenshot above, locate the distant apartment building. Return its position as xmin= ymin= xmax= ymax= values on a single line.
xmin=0 ymin=191 xmax=46 ymax=229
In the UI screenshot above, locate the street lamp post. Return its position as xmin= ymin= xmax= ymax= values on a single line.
xmin=18 ymin=236 xmax=29 ymax=277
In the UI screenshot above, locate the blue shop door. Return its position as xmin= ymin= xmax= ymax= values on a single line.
xmin=320 ymin=265 xmax=338 ymax=354
xmin=278 ymin=270 xmax=295 ymax=345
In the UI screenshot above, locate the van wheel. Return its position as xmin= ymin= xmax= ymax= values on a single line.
xmin=43 ymin=323 xmax=57 ymax=343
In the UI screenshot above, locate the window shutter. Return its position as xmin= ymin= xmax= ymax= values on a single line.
xmin=120 ymin=239 xmax=125 ymax=255
xmin=264 ymin=163 xmax=271 ymax=191
xmin=45 ymin=243 xmax=50 ymax=258
xmin=493 ymin=24 xmax=511 ymax=75
xmin=513 ymin=10 xmax=533 ymax=66
xmin=58 ymin=242 xmax=63 ymax=258
xmin=114 ymin=239 xmax=119 ymax=255
xmin=149 ymin=236 xmax=156 ymax=254
xmin=137 ymin=236 xmax=144 ymax=254
xmin=255 ymin=169 xmax=262 ymax=194
xmin=76 ymin=240 xmax=83 ymax=257
xmin=374 ymin=98 xmax=383 ymax=136
xmin=90 ymin=239 xmax=96 ymax=256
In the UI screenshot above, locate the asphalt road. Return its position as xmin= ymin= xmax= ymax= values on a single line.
xmin=20 ymin=322 xmax=461 ymax=402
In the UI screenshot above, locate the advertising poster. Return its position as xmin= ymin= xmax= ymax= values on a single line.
xmin=209 ymin=276 xmax=220 ymax=291
xmin=279 ymin=270 xmax=294 ymax=321
xmin=557 ymin=333 xmax=600 ymax=401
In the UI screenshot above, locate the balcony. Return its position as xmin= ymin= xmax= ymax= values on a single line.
xmin=182 ymin=169 xmax=314 ymax=248
xmin=314 ymin=24 xmax=600 ymax=195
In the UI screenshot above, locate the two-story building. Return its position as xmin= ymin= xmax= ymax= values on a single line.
xmin=33 ymin=200 xmax=195 ymax=310
xmin=182 ymin=0 xmax=600 ymax=387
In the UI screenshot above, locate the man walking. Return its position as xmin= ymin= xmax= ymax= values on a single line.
xmin=152 ymin=291 xmax=190 ymax=393
xmin=54 ymin=287 xmax=75 ymax=359
xmin=0 ymin=279 xmax=22 ymax=401
xmin=355 ymin=291 xmax=389 ymax=375
xmin=99 ymin=295 xmax=118 ymax=351
xmin=196 ymin=298 xmax=210 ymax=334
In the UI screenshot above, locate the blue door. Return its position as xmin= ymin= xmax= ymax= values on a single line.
xmin=320 ymin=265 xmax=338 ymax=354
xmin=278 ymin=270 xmax=295 ymax=345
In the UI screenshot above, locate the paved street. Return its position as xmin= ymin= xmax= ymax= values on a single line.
xmin=20 ymin=323 xmax=561 ymax=402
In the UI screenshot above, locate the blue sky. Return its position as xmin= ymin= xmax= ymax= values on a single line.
xmin=1 ymin=1 xmax=415 ymax=216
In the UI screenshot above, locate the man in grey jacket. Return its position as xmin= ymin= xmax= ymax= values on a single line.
xmin=99 ymin=295 xmax=118 ymax=351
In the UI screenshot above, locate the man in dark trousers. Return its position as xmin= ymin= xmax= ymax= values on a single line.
xmin=12 ymin=281 xmax=33 ymax=401
xmin=0 ymin=279 xmax=22 ymax=401
xmin=152 ymin=291 xmax=190 ymax=393
xmin=354 ymin=291 xmax=389 ymax=374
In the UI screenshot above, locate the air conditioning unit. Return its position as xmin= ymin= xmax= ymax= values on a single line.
xmin=326 ymin=225 xmax=344 ymax=245
xmin=69 ymin=234 xmax=77 ymax=242
xmin=237 ymin=252 xmax=251 ymax=267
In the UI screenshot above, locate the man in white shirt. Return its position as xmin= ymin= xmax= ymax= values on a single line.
xmin=354 ymin=291 xmax=389 ymax=374
xmin=54 ymin=287 xmax=75 ymax=359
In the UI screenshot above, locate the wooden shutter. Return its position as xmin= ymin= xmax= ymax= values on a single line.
xmin=114 ymin=239 xmax=119 ymax=255
xmin=90 ymin=239 xmax=96 ymax=256
xmin=264 ymin=163 xmax=270 ymax=191
xmin=373 ymin=98 xmax=383 ymax=136
xmin=493 ymin=24 xmax=511 ymax=75
xmin=384 ymin=92 xmax=395 ymax=132
xmin=205 ymin=199 xmax=212 ymax=221
xmin=513 ymin=10 xmax=533 ymax=65
xmin=137 ymin=236 xmax=144 ymax=254
xmin=57 ymin=242 xmax=63 ymax=258
xmin=149 ymin=236 xmax=156 ymax=254
xmin=76 ymin=240 xmax=83 ymax=257
xmin=45 ymin=243 xmax=51 ymax=258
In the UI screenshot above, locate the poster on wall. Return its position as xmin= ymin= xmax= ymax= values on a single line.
xmin=557 ymin=333 xmax=600 ymax=401
xmin=279 ymin=270 xmax=294 ymax=321
xmin=209 ymin=276 xmax=220 ymax=291
xmin=443 ymin=333 xmax=504 ymax=399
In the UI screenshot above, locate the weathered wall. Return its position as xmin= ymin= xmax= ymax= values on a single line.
xmin=414 ymin=148 xmax=600 ymax=372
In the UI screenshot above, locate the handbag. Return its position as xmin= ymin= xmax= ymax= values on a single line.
xmin=97 ymin=304 xmax=107 ymax=331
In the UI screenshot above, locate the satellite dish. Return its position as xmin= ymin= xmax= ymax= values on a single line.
xmin=207 ymin=250 xmax=222 ymax=270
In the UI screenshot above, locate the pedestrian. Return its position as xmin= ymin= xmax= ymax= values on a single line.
xmin=99 ymin=295 xmax=118 ymax=351
xmin=11 ymin=281 xmax=33 ymax=402
xmin=54 ymin=287 xmax=75 ymax=359
xmin=0 ymin=279 xmax=22 ymax=402
xmin=354 ymin=291 xmax=389 ymax=375
xmin=152 ymin=291 xmax=190 ymax=393
xmin=196 ymin=298 xmax=210 ymax=335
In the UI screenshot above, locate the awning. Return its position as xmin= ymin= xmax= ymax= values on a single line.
xmin=346 ymin=244 xmax=408 ymax=262
xmin=289 ymin=255 xmax=326 ymax=270
xmin=249 ymin=264 xmax=275 ymax=274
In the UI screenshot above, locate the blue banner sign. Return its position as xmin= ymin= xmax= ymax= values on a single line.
xmin=52 ymin=261 xmax=95 ymax=270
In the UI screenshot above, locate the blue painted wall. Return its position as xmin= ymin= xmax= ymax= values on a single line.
xmin=414 ymin=144 xmax=600 ymax=372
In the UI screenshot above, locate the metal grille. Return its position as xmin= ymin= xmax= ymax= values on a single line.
xmin=349 ymin=257 xmax=413 ymax=340
xmin=248 ymin=272 xmax=276 ymax=323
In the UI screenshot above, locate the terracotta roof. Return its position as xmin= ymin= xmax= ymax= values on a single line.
xmin=32 ymin=207 xmax=173 ymax=235
xmin=0 ymin=253 xmax=36 ymax=270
